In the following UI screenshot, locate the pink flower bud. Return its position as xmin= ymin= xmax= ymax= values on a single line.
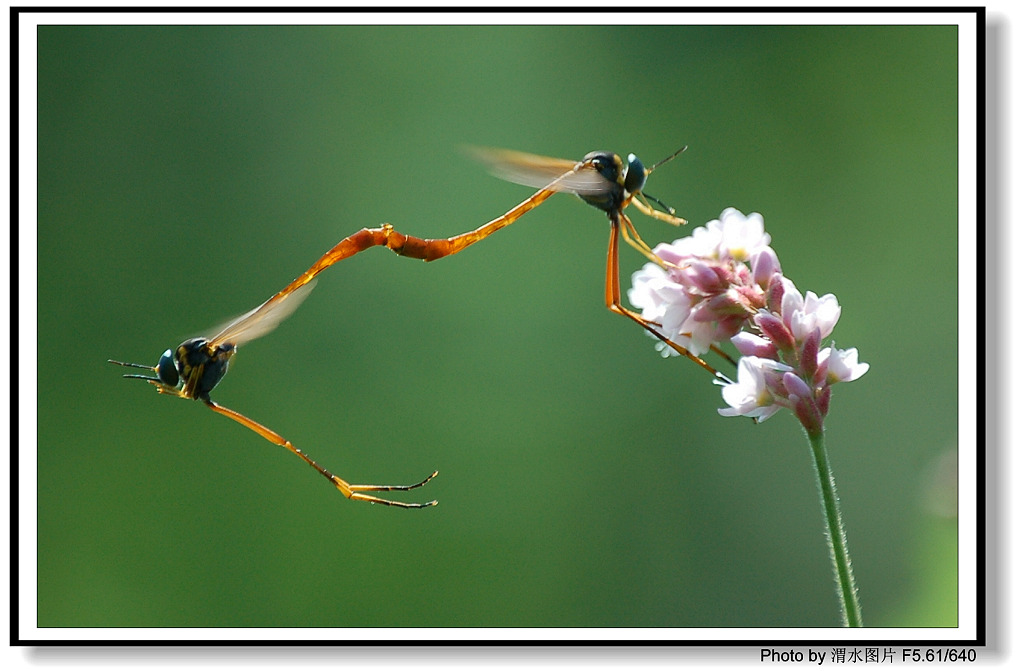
xmin=732 ymin=332 xmax=778 ymax=358
xmin=792 ymin=395 xmax=824 ymax=435
xmin=684 ymin=261 xmax=724 ymax=293
xmin=800 ymin=328 xmax=822 ymax=378
xmin=783 ymin=371 xmax=813 ymax=399
xmin=751 ymin=248 xmax=781 ymax=287
xmin=766 ymin=274 xmax=787 ymax=313
xmin=817 ymin=386 xmax=832 ymax=417
xmin=755 ymin=311 xmax=796 ymax=353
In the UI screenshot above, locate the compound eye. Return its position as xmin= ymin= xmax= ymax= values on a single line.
xmin=156 ymin=348 xmax=179 ymax=387
xmin=623 ymin=153 xmax=647 ymax=194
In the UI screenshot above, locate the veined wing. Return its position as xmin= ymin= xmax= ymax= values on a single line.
xmin=207 ymin=279 xmax=317 ymax=348
xmin=464 ymin=146 xmax=614 ymax=197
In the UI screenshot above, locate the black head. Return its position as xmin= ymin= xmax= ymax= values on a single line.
xmin=109 ymin=338 xmax=233 ymax=400
xmin=622 ymin=153 xmax=647 ymax=195
xmin=108 ymin=348 xmax=180 ymax=388
xmin=155 ymin=348 xmax=179 ymax=386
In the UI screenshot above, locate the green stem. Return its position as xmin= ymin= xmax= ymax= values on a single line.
xmin=806 ymin=428 xmax=863 ymax=627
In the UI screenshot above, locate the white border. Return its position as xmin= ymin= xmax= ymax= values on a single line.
xmin=13 ymin=7 xmax=981 ymax=647
xmin=956 ymin=16 xmax=980 ymax=645
xmin=15 ymin=10 xmax=976 ymax=27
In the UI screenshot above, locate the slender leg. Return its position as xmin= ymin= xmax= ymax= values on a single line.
xmin=202 ymin=399 xmax=437 ymax=508
xmin=630 ymin=192 xmax=688 ymax=226
xmin=615 ymin=214 xmax=739 ymax=372
xmin=383 ymin=187 xmax=558 ymax=261
xmin=604 ymin=219 xmax=731 ymax=383
xmin=242 ymin=187 xmax=561 ymax=320
xmin=619 ymin=210 xmax=663 ymax=265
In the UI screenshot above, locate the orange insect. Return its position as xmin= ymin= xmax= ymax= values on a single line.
xmin=440 ymin=146 xmax=728 ymax=378
xmin=111 ymin=145 xmax=724 ymax=509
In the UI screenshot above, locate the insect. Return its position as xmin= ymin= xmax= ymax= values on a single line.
xmin=110 ymin=272 xmax=438 ymax=508
xmin=436 ymin=146 xmax=732 ymax=379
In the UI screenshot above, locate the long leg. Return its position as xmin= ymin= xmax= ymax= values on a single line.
xmin=604 ymin=217 xmax=732 ymax=383
xmin=202 ymin=399 xmax=437 ymax=508
xmin=619 ymin=216 xmax=740 ymax=371
xmin=382 ymin=187 xmax=558 ymax=261
xmin=619 ymin=209 xmax=663 ymax=265
xmin=244 ymin=187 xmax=561 ymax=318
xmin=629 ymin=193 xmax=688 ymax=227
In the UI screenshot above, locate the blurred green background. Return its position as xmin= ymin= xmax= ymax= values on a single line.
xmin=36 ymin=23 xmax=960 ymax=629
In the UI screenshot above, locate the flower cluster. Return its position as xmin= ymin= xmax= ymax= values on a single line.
xmin=628 ymin=208 xmax=868 ymax=431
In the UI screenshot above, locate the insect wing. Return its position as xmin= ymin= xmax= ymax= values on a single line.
xmin=207 ymin=279 xmax=317 ymax=348
xmin=465 ymin=146 xmax=613 ymax=197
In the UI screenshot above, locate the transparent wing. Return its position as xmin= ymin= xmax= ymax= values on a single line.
xmin=464 ymin=146 xmax=613 ymax=196
xmin=208 ymin=279 xmax=317 ymax=348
